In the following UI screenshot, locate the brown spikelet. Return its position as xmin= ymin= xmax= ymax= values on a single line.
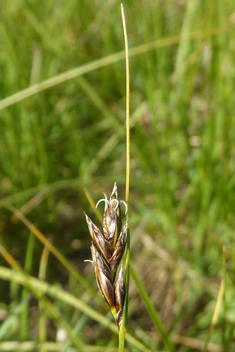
xmin=84 ymin=213 xmax=112 ymax=263
xmin=91 ymin=244 xmax=115 ymax=308
xmin=109 ymin=220 xmax=128 ymax=271
xmin=84 ymin=183 xmax=128 ymax=330
xmin=115 ymin=264 xmax=125 ymax=329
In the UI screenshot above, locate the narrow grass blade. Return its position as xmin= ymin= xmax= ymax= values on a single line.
xmin=0 ymin=341 xmax=125 ymax=352
xmin=38 ymin=244 xmax=50 ymax=352
xmin=0 ymin=295 xmax=31 ymax=341
xmin=130 ymin=263 xmax=176 ymax=352
xmin=0 ymin=266 xmax=152 ymax=352
xmin=1 ymin=201 xmax=100 ymax=301
xmin=203 ymin=247 xmax=226 ymax=352
xmin=20 ymin=232 xmax=35 ymax=344
xmin=0 ymin=23 xmax=233 ymax=111
xmin=0 ymin=245 xmax=85 ymax=352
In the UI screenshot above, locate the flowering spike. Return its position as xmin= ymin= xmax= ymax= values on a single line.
xmin=84 ymin=183 xmax=128 ymax=330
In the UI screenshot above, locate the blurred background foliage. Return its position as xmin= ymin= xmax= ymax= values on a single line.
xmin=1 ymin=0 xmax=235 ymax=351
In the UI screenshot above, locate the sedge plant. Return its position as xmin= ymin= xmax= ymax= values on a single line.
xmin=84 ymin=4 xmax=130 ymax=351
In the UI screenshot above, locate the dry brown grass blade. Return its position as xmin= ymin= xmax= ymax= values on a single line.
xmin=11 ymin=189 xmax=49 ymax=223
xmin=1 ymin=201 xmax=100 ymax=300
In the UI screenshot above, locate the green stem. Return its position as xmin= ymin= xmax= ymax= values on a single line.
xmin=119 ymin=4 xmax=130 ymax=352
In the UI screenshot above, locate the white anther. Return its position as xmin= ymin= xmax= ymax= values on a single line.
xmin=96 ymin=193 xmax=128 ymax=215
xmin=120 ymin=200 xmax=128 ymax=214
xmin=96 ymin=193 xmax=108 ymax=210
xmin=84 ymin=259 xmax=94 ymax=265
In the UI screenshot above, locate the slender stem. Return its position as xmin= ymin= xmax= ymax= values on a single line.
xmin=119 ymin=4 xmax=130 ymax=352
xmin=122 ymin=6 xmax=130 ymax=209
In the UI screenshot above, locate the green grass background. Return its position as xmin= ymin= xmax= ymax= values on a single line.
xmin=0 ymin=0 xmax=235 ymax=351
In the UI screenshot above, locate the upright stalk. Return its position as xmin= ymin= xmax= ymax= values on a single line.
xmin=119 ymin=4 xmax=130 ymax=351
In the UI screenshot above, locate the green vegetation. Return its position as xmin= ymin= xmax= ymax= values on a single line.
xmin=1 ymin=0 xmax=235 ymax=351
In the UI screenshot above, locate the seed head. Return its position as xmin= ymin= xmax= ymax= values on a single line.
xmin=84 ymin=183 xmax=128 ymax=329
